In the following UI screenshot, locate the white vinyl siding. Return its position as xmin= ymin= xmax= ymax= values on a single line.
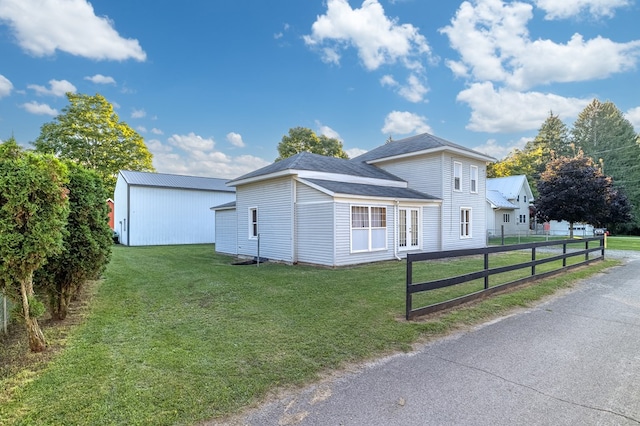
xmin=214 ymin=209 xmax=237 ymax=255
xmin=295 ymin=182 xmax=334 ymax=265
xmin=235 ymin=177 xmax=293 ymax=262
xmin=422 ymin=205 xmax=440 ymax=252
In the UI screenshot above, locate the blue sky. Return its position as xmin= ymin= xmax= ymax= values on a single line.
xmin=1 ymin=0 xmax=639 ymax=179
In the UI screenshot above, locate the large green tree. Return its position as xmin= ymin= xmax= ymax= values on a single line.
xmin=34 ymin=93 xmax=155 ymax=194
xmin=534 ymin=153 xmax=630 ymax=238
xmin=35 ymin=163 xmax=112 ymax=321
xmin=0 ymin=138 xmax=69 ymax=352
xmin=276 ymin=127 xmax=349 ymax=161
xmin=571 ymin=99 xmax=640 ymax=231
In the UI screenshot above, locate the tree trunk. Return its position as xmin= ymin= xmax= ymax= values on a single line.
xmin=569 ymin=222 xmax=574 ymax=239
xmin=20 ymin=274 xmax=47 ymax=352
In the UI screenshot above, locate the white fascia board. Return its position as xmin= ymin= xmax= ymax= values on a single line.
xmin=296 ymin=170 xmax=407 ymax=187
xmin=366 ymin=146 xmax=496 ymax=165
xmin=227 ymin=169 xmax=297 ymax=187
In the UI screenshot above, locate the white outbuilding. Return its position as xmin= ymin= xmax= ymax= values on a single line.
xmin=114 ymin=170 xmax=235 ymax=246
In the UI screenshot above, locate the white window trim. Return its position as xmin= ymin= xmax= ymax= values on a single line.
xmin=350 ymin=205 xmax=388 ymax=253
xmin=470 ymin=165 xmax=478 ymax=194
xmin=248 ymin=206 xmax=258 ymax=240
xmin=453 ymin=161 xmax=462 ymax=192
xmin=460 ymin=207 xmax=472 ymax=239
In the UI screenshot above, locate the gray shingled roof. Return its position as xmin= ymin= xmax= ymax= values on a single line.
xmin=120 ymin=170 xmax=234 ymax=192
xmin=303 ymin=179 xmax=440 ymax=201
xmin=227 ymin=152 xmax=405 ymax=185
xmin=487 ymin=190 xmax=517 ymax=209
xmin=351 ymin=133 xmax=495 ymax=163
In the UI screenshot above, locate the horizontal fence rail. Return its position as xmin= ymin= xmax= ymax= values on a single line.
xmin=406 ymin=237 xmax=605 ymax=320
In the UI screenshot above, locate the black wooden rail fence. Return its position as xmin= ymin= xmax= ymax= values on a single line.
xmin=406 ymin=237 xmax=605 ymax=320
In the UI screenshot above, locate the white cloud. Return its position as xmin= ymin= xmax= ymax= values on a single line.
xmin=148 ymin=134 xmax=270 ymax=179
xmin=533 ymin=0 xmax=631 ymax=19
xmin=304 ymin=0 xmax=432 ymax=71
xmin=315 ymin=121 xmax=342 ymax=141
xmin=21 ymin=101 xmax=57 ymax=116
xmin=136 ymin=126 xmax=147 ymax=133
xmin=28 ymin=79 xmax=76 ymax=97
xmin=440 ymin=0 xmax=640 ymax=91
xmin=346 ymin=147 xmax=368 ymax=158
xmin=84 ymin=74 xmax=116 ymax=85
xmin=380 ymin=73 xmax=428 ymax=102
xmin=151 ymin=128 xmax=164 ymax=135
xmin=473 ymin=137 xmax=530 ymax=160
xmin=226 ymin=132 xmax=245 ymax=148
xmin=131 ymin=108 xmax=146 ymax=119
xmin=457 ymin=82 xmax=589 ymax=133
xmin=381 ymin=111 xmax=432 ymax=135
xmin=168 ymin=132 xmax=215 ymax=151
xmin=0 ymin=0 xmax=146 ymax=61
xmin=0 ymin=75 xmax=13 ymax=98
xmin=625 ymin=106 xmax=640 ymax=131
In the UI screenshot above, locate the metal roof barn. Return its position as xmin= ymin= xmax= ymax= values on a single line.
xmin=114 ymin=170 xmax=235 ymax=246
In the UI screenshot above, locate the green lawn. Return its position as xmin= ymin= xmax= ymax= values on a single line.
xmin=605 ymin=235 xmax=640 ymax=251
xmin=0 ymin=244 xmax=619 ymax=425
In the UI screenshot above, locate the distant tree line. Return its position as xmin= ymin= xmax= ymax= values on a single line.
xmin=490 ymin=99 xmax=638 ymax=234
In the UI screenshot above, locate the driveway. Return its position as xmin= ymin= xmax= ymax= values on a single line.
xmin=227 ymin=251 xmax=640 ymax=425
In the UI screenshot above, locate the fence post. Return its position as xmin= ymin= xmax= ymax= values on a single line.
xmin=2 ymin=289 xmax=7 ymax=335
xmin=531 ymin=247 xmax=536 ymax=276
xmin=585 ymin=240 xmax=589 ymax=261
xmin=563 ymin=243 xmax=567 ymax=267
xmin=484 ymin=252 xmax=489 ymax=289
xmin=406 ymin=256 xmax=413 ymax=320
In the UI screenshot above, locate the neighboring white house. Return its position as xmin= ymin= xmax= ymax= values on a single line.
xmin=212 ymin=133 xmax=495 ymax=267
xmin=486 ymin=176 xmax=534 ymax=236
xmin=114 ymin=170 xmax=235 ymax=246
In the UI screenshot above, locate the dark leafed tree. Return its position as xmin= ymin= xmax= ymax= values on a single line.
xmin=276 ymin=127 xmax=349 ymax=161
xmin=0 ymin=138 xmax=69 ymax=352
xmin=34 ymin=93 xmax=155 ymax=195
xmin=534 ymin=153 xmax=630 ymax=238
xmin=35 ymin=163 xmax=113 ymax=320
xmin=571 ymin=99 xmax=640 ymax=231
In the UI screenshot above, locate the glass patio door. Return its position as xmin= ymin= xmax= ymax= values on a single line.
xmin=399 ymin=208 xmax=419 ymax=250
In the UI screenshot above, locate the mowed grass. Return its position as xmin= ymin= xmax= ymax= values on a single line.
xmin=1 ymin=244 xmax=619 ymax=425
xmin=605 ymin=235 xmax=640 ymax=251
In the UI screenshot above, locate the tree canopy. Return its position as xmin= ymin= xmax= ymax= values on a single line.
xmin=34 ymin=93 xmax=155 ymax=194
xmin=534 ymin=153 xmax=631 ymax=237
xmin=0 ymin=138 xmax=69 ymax=352
xmin=276 ymin=127 xmax=349 ymax=161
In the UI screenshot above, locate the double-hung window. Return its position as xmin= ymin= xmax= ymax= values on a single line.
xmin=351 ymin=206 xmax=387 ymax=252
xmin=248 ymin=207 xmax=258 ymax=239
xmin=460 ymin=208 xmax=472 ymax=238
xmin=503 ymin=213 xmax=510 ymax=223
xmin=470 ymin=165 xmax=478 ymax=193
xmin=454 ymin=162 xmax=462 ymax=191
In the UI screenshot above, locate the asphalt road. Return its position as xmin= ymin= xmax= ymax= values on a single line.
xmin=229 ymin=251 xmax=640 ymax=425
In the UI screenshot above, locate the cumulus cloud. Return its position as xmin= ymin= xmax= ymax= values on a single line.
xmin=151 ymin=128 xmax=164 ymax=135
xmin=226 ymin=132 xmax=245 ymax=148
xmin=380 ymin=73 xmax=428 ymax=102
xmin=304 ymin=0 xmax=431 ymax=71
xmin=148 ymin=133 xmax=270 ymax=178
xmin=625 ymin=106 xmax=640 ymax=131
xmin=315 ymin=121 xmax=342 ymax=141
xmin=533 ymin=0 xmax=632 ymax=19
xmin=28 ymin=79 xmax=76 ymax=97
xmin=440 ymin=0 xmax=640 ymax=91
xmin=21 ymin=101 xmax=57 ymax=116
xmin=473 ymin=137 xmax=530 ymax=160
xmin=0 ymin=0 xmax=146 ymax=61
xmin=381 ymin=111 xmax=432 ymax=135
xmin=457 ymin=82 xmax=589 ymax=133
xmin=84 ymin=74 xmax=116 ymax=85
xmin=131 ymin=108 xmax=146 ymax=119
xmin=0 ymin=75 xmax=13 ymax=98
xmin=346 ymin=147 xmax=368 ymax=158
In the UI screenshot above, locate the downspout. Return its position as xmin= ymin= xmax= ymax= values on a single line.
xmin=394 ymin=200 xmax=401 ymax=260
